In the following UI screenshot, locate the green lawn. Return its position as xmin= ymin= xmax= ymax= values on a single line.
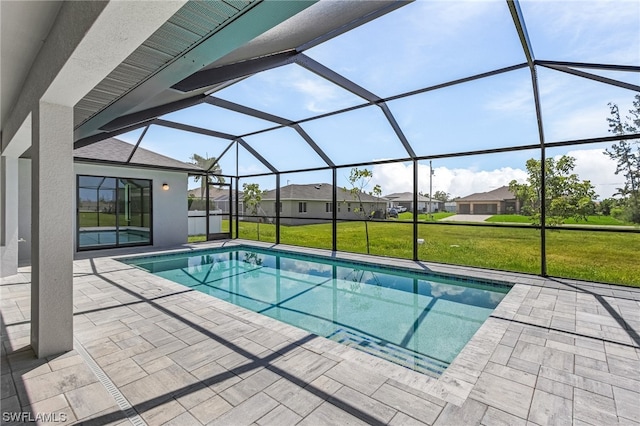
xmin=220 ymin=219 xmax=640 ymax=287
xmin=486 ymin=214 xmax=635 ymax=226
xmin=484 ymin=214 xmax=534 ymax=224
xmin=78 ymin=212 xmax=150 ymax=227
xmin=397 ymin=212 xmax=456 ymax=222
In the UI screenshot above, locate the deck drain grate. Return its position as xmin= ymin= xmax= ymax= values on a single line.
xmin=327 ymin=328 xmax=449 ymax=378
xmin=74 ymin=338 xmax=147 ymax=426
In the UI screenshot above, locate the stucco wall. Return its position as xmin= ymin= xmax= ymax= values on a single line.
xmin=18 ymin=159 xmax=31 ymax=264
xmin=18 ymin=160 xmax=189 ymax=263
xmin=259 ymin=199 xmax=383 ymax=225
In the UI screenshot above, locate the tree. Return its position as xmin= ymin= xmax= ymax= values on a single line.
xmin=597 ymin=197 xmax=619 ymax=217
xmin=509 ymin=155 xmax=597 ymax=226
xmin=242 ymin=183 xmax=264 ymax=240
xmin=190 ymin=153 xmax=224 ymax=200
xmin=343 ymin=168 xmax=382 ymax=254
xmin=433 ymin=190 xmax=450 ymax=203
xmin=605 ymin=94 xmax=640 ymax=223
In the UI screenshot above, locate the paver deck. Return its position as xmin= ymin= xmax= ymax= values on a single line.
xmin=2 ymin=240 xmax=639 ymax=425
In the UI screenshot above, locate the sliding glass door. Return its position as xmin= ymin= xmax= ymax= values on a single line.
xmin=77 ymin=175 xmax=152 ymax=250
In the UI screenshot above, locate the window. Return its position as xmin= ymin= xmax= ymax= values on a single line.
xmin=326 ymin=202 xmax=332 ymax=213
xmin=275 ymin=202 xmax=282 ymax=212
xmin=77 ymin=175 xmax=152 ymax=250
xmin=347 ymin=203 xmax=351 ymax=212
xmin=299 ymin=202 xmax=307 ymax=213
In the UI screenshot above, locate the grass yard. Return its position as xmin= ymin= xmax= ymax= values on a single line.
xmin=546 ymin=229 xmax=640 ymax=285
xmin=484 ymin=214 xmax=534 ymax=224
xmin=78 ymin=212 xmax=150 ymax=227
xmin=398 ymin=212 xmax=456 ymax=222
xmin=486 ymin=214 xmax=635 ymax=226
xmin=226 ymin=220 xmax=640 ymax=287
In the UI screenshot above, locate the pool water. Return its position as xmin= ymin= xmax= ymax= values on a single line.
xmin=122 ymin=246 xmax=510 ymax=377
xmin=79 ymin=229 xmax=150 ymax=247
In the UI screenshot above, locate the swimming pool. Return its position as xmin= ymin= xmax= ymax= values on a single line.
xmin=121 ymin=246 xmax=511 ymax=377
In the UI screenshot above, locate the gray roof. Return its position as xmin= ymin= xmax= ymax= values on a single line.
xmin=457 ymin=186 xmax=516 ymax=202
xmin=188 ymin=187 xmax=236 ymax=200
xmin=74 ymin=137 xmax=203 ymax=171
xmin=384 ymin=192 xmax=434 ymax=202
xmin=263 ymin=184 xmax=385 ymax=203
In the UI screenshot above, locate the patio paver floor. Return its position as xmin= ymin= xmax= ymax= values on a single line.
xmin=1 ymin=241 xmax=639 ymax=425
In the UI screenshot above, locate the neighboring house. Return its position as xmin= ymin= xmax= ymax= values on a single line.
xmin=187 ymin=186 xmax=241 ymax=214
xmin=260 ymin=183 xmax=387 ymax=225
xmin=455 ymin=186 xmax=520 ymax=215
xmin=443 ymin=202 xmax=457 ymax=213
xmin=17 ymin=137 xmax=202 ymax=262
xmin=384 ymin=192 xmax=440 ymax=213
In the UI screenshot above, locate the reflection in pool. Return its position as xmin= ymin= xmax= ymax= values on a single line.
xmin=122 ymin=246 xmax=511 ymax=377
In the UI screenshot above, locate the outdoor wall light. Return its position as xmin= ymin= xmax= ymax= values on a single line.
xmin=162 ymin=183 xmax=169 ymax=191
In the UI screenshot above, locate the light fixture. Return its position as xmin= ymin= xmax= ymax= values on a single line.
xmin=162 ymin=183 xmax=169 ymax=191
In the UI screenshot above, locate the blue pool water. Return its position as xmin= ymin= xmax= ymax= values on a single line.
xmin=121 ymin=246 xmax=510 ymax=377
xmin=79 ymin=229 xmax=150 ymax=247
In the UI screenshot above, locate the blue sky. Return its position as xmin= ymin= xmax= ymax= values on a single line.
xmin=118 ymin=0 xmax=640 ymax=200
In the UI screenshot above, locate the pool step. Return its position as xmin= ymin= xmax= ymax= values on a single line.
xmin=326 ymin=328 xmax=449 ymax=378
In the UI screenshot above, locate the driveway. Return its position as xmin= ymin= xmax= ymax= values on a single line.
xmin=439 ymin=214 xmax=492 ymax=222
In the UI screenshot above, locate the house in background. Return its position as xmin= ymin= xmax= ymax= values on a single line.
xmin=384 ymin=192 xmax=440 ymax=213
xmin=187 ymin=186 xmax=239 ymax=213
xmin=187 ymin=186 xmax=240 ymax=237
xmin=17 ymin=137 xmax=202 ymax=263
xmin=443 ymin=202 xmax=457 ymax=213
xmin=455 ymin=186 xmax=520 ymax=215
xmin=260 ymin=183 xmax=386 ymax=225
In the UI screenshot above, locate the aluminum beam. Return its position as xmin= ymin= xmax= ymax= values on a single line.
xmin=152 ymin=119 xmax=237 ymax=140
xmin=74 ymin=120 xmax=155 ymax=150
xmin=539 ymin=64 xmax=640 ymax=92
xmin=536 ymin=60 xmax=640 ymax=72
xmin=237 ymin=137 xmax=278 ymax=173
xmin=295 ymin=54 xmax=381 ymax=103
xmin=507 ymin=0 xmax=535 ymax=65
xmin=100 ymin=95 xmax=207 ymax=132
xmin=387 ymin=64 xmax=529 ymax=102
xmin=292 ymin=124 xmax=335 ymax=168
xmin=379 ymin=103 xmax=416 ymax=159
xmin=125 ymin=125 xmax=150 ymax=163
xmin=173 ymin=51 xmax=300 ymax=92
xmin=204 ymin=97 xmax=293 ymax=126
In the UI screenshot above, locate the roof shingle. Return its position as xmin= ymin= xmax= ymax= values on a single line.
xmin=263 ymin=183 xmax=385 ymax=202
xmin=456 ymin=186 xmax=515 ymax=202
xmin=73 ymin=137 xmax=203 ymax=171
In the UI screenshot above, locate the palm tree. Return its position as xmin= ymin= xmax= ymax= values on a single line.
xmin=190 ymin=153 xmax=224 ymax=199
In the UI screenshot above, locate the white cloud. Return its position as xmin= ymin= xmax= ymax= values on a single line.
xmin=552 ymin=149 xmax=622 ymax=199
xmin=521 ymin=0 xmax=640 ymax=64
xmin=370 ymin=148 xmax=622 ymax=199
xmin=291 ymin=76 xmax=349 ymax=113
xmin=408 ymin=1 xmax=498 ymax=46
xmin=533 ymin=69 xmax=634 ymax=143
xmin=430 ymin=283 xmax=465 ymax=298
xmin=485 ymin=82 xmax=535 ymax=115
xmin=548 ymin=106 xmax=611 ymax=141
xmin=372 ymin=163 xmax=527 ymax=199
xmin=238 ymin=163 xmax=267 ymax=176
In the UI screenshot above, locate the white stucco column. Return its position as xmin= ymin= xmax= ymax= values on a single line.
xmin=30 ymin=102 xmax=74 ymax=357
xmin=1 ymin=156 xmax=20 ymax=277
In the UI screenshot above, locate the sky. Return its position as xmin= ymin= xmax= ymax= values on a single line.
xmin=117 ymin=0 xmax=640 ymax=201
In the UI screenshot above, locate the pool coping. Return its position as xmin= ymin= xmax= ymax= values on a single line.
xmin=5 ymin=239 xmax=639 ymax=424
xmin=100 ymin=239 xmax=575 ymax=406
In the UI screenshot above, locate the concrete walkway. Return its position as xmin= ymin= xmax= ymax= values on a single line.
xmin=438 ymin=214 xmax=492 ymax=222
xmin=2 ymin=241 xmax=639 ymax=425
